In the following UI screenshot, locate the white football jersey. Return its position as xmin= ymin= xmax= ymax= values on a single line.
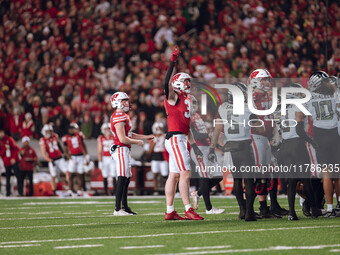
xmin=307 ymin=93 xmax=337 ymax=129
xmin=218 ymin=102 xmax=252 ymax=141
xmin=281 ymin=105 xmax=307 ymax=140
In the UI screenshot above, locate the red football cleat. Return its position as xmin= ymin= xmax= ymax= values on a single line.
xmin=185 ymin=208 xmax=204 ymax=220
xmin=165 ymin=211 xmax=185 ymax=220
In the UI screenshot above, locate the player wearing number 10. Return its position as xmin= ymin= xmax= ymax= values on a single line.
xmin=307 ymin=71 xmax=340 ymax=217
xmin=163 ymin=46 xmax=204 ymax=220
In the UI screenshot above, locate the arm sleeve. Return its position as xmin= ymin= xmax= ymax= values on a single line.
xmin=296 ymin=121 xmax=314 ymax=144
xmin=164 ymin=61 xmax=175 ymax=100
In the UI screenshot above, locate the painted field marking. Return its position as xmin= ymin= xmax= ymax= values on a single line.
xmin=63 ymin=212 xmax=91 ymax=215
xmin=184 ymin=246 xmax=231 ymax=250
xmin=155 ymin=244 xmax=340 ymax=255
xmin=0 ymin=244 xmax=40 ymax=248
xmin=0 ymin=215 xmax=115 ymax=221
xmin=1 ymin=225 xmax=339 ymax=245
xmin=120 ymin=245 xmax=165 ymax=249
xmin=1 ymin=205 xmax=112 ymax=210
xmin=54 ymin=244 xmax=104 ymax=249
xmin=0 ymin=212 xmax=54 ymax=215
xmin=23 ymin=200 xmax=161 ymax=206
xmin=330 ymin=249 xmax=340 ymax=252
xmin=0 ymin=218 xmax=207 ymax=230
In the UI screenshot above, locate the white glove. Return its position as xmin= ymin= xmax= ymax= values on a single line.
xmin=98 ymin=161 xmax=103 ymax=170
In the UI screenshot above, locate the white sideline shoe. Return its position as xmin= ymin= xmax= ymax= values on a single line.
xmin=191 ymin=191 xmax=200 ymax=210
xmin=113 ymin=209 xmax=133 ymax=216
xmin=206 ymin=207 xmax=225 ymax=214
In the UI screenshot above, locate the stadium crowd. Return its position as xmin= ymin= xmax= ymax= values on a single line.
xmin=0 ymin=0 xmax=339 ymax=140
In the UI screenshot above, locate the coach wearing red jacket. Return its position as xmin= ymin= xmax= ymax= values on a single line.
xmin=19 ymin=136 xmax=37 ymax=196
xmin=0 ymin=128 xmax=22 ymax=196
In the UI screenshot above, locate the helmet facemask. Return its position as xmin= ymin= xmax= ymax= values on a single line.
xmin=171 ymin=73 xmax=192 ymax=94
xmin=110 ymin=92 xmax=130 ymax=112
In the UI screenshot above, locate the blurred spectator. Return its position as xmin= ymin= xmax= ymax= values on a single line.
xmin=9 ymin=108 xmax=24 ymax=141
xmin=0 ymin=0 xmax=338 ymax=143
xmin=134 ymin=111 xmax=152 ymax=135
xmin=80 ymin=112 xmax=93 ymax=139
xmin=21 ymin=112 xmax=35 ymax=138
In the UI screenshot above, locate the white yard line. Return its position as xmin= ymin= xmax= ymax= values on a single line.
xmin=1 ymin=225 xmax=339 ymax=245
xmin=63 ymin=212 xmax=91 ymax=215
xmin=0 ymin=219 xmax=208 ymax=230
xmin=23 ymin=200 xmax=161 ymax=205
xmin=0 ymin=211 xmax=109 ymax=215
xmin=1 ymin=205 xmax=112 ymax=210
xmin=0 ymin=215 xmax=115 ymax=221
xmin=0 ymin=212 xmax=55 ymax=215
xmin=120 ymin=245 xmax=165 ymax=249
xmin=54 ymin=244 xmax=104 ymax=249
xmin=0 ymin=244 xmax=40 ymax=248
xmin=330 ymin=249 xmax=340 ymax=252
xmin=184 ymin=246 xmax=231 ymax=250
xmin=155 ymin=244 xmax=340 ymax=255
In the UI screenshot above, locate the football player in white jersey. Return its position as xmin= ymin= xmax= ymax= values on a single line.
xmin=307 ymin=71 xmax=340 ymax=217
xmin=190 ymin=95 xmax=225 ymax=214
xmin=209 ymin=82 xmax=264 ymax=221
xmin=278 ymin=83 xmax=322 ymax=220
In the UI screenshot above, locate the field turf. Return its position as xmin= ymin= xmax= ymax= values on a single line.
xmin=0 ymin=196 xmax=339 ymax=255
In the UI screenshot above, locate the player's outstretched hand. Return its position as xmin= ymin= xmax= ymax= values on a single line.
xmin=171 ymin=46 xmax=181 ymax=62
xmin=146 ymin=135 xmax=155 ymax=141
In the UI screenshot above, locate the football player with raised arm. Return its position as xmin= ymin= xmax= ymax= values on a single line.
xmin=163 ymin=46 xmax=204 ymax=220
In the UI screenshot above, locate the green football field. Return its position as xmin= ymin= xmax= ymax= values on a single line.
xmin=0 ymin=196 xmax=339 ymax=255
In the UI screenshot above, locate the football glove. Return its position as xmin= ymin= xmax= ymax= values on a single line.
xmin=171 ymin=46 xmax=181 ymax=62
xmin=207 ymin=148 xmax=217 ymax=163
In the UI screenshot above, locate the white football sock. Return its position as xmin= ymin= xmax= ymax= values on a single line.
xmin=166 ymin=205 xmax=174 ymax=214
xmin=327 ymin=204 xmax=333 ymax=212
